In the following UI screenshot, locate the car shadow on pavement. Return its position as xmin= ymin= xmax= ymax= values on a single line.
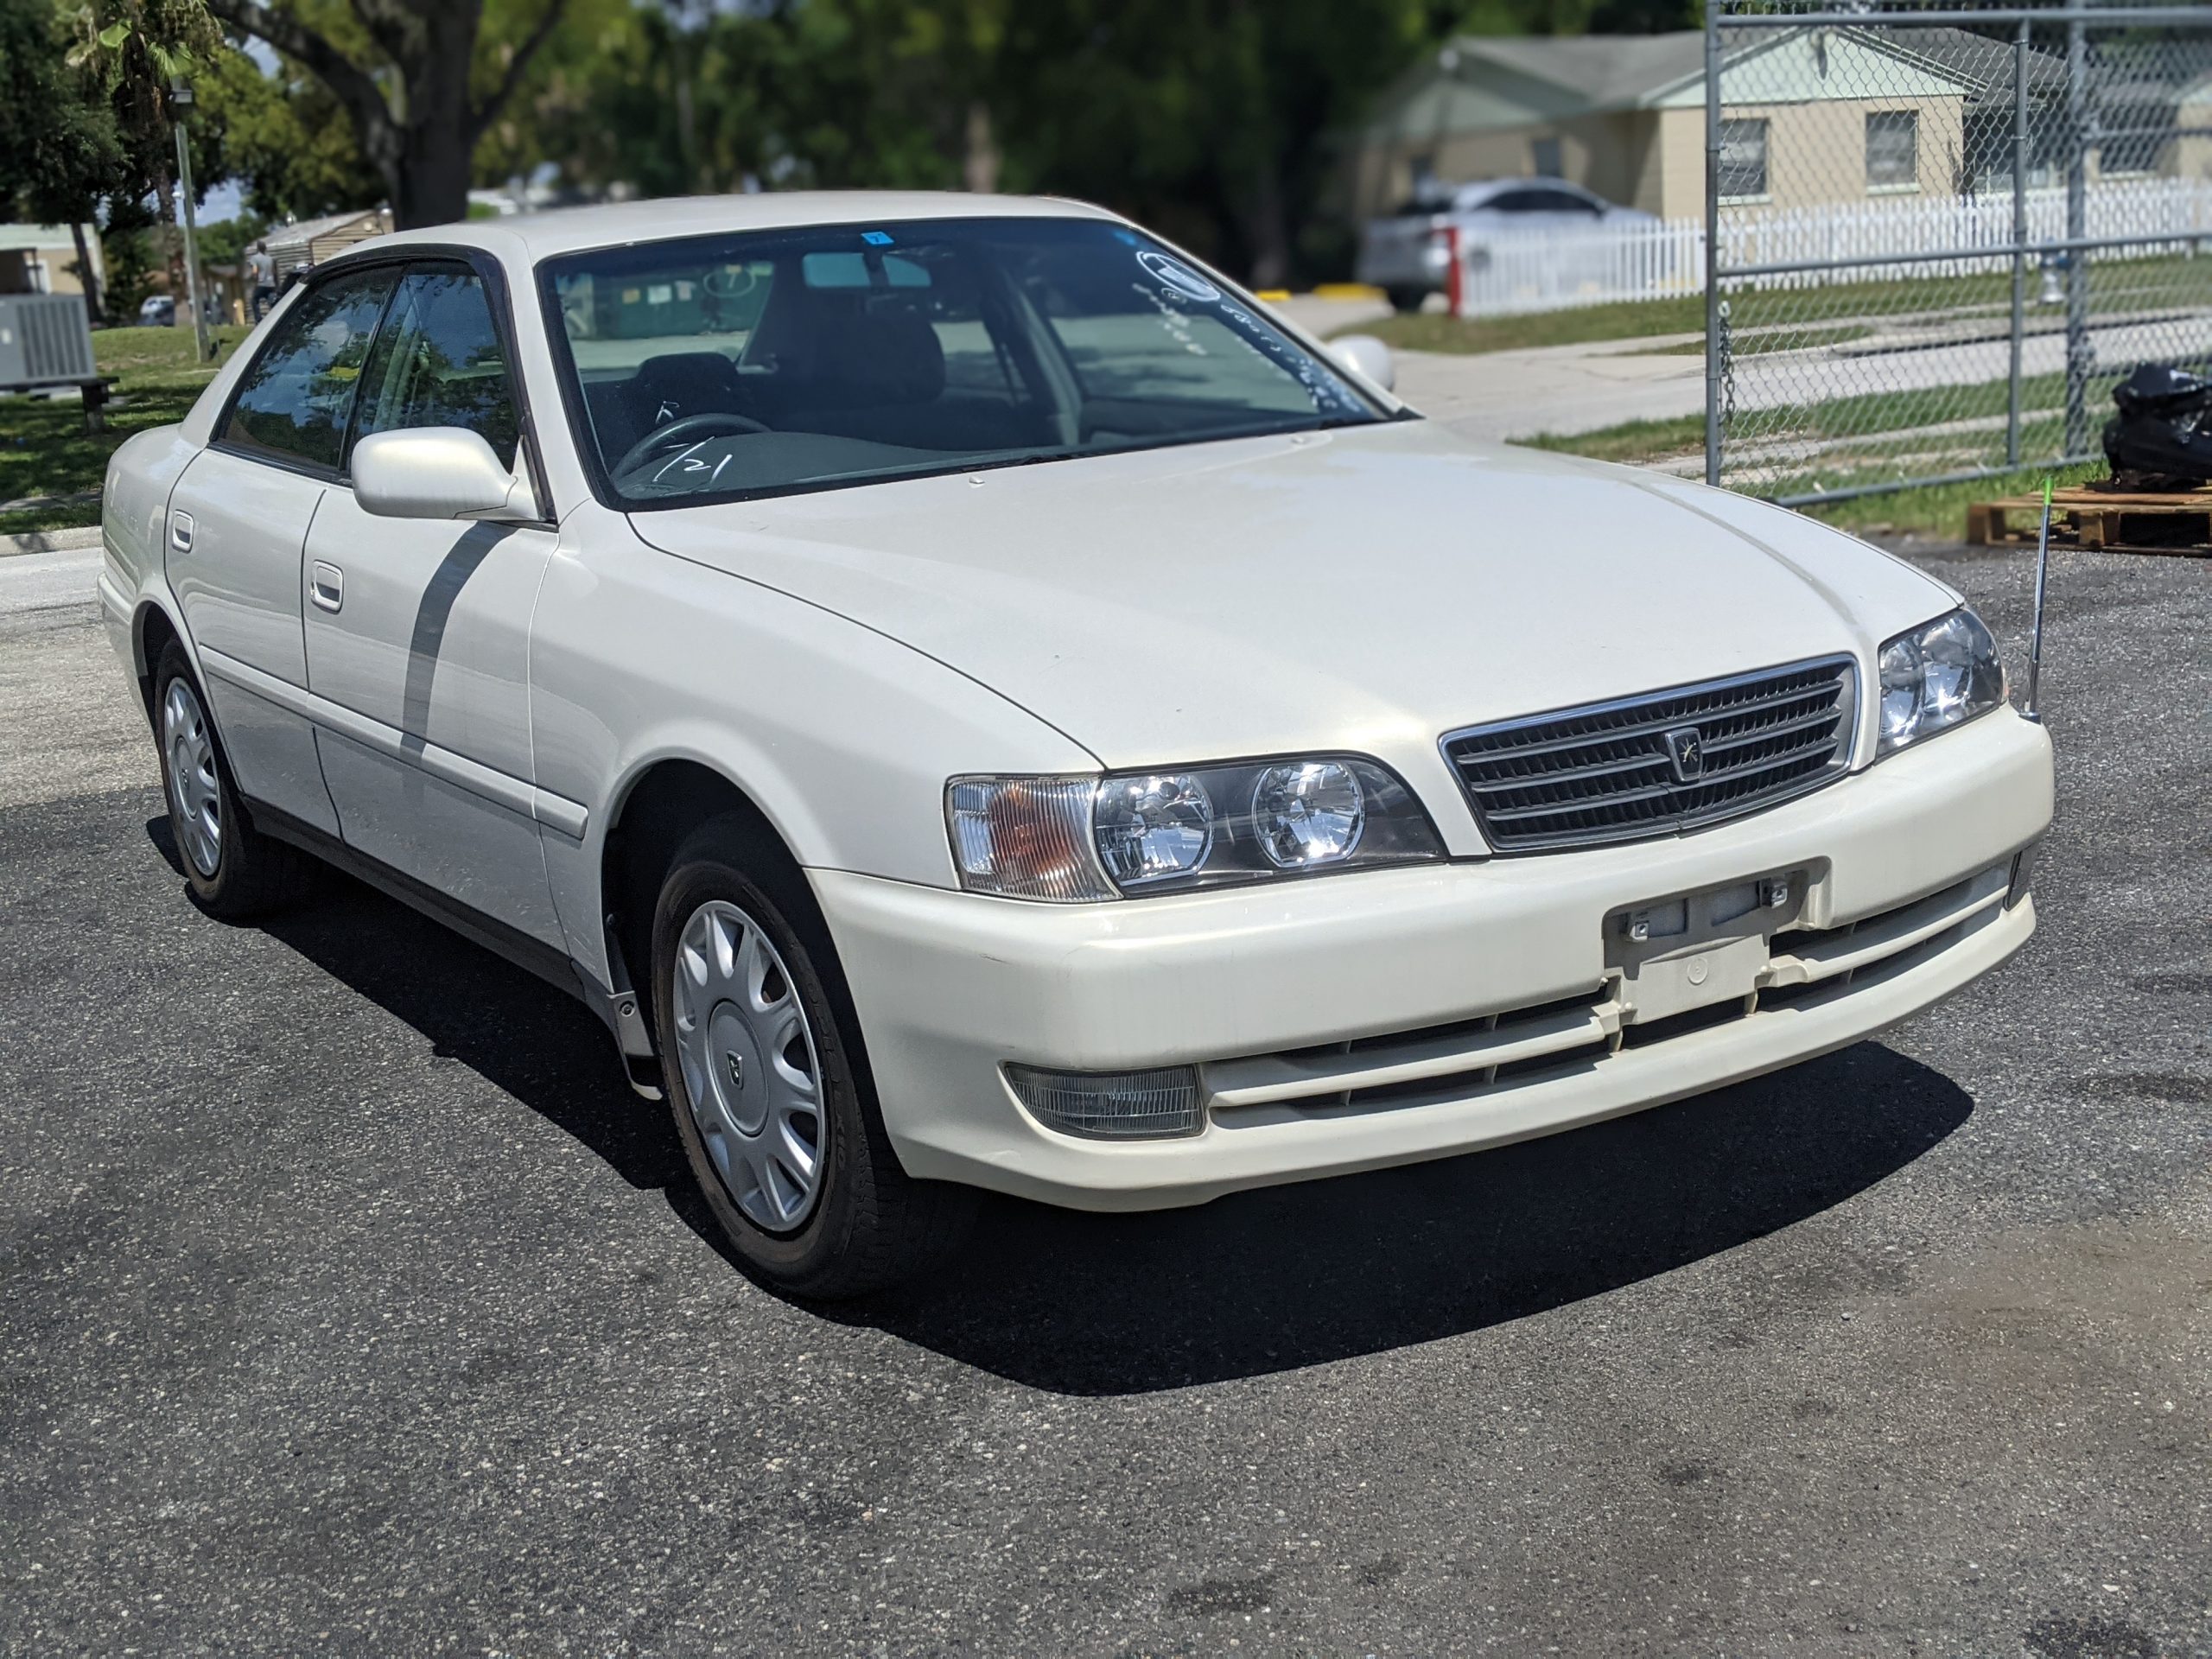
xmin=843 ymin=1040 xmax=1972 ymax=1394
xmin=156 ymin=819 xmax=1976 ymax=1398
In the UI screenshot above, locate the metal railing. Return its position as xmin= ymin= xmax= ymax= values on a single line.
xmin=1704 ymin=0 xmax=2212 ymax=504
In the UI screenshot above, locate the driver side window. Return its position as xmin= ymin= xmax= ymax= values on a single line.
xmin=348 ymin=264 xmax=520 ymax=469
xmin=219 ymin=268 xmax=394 ymax=472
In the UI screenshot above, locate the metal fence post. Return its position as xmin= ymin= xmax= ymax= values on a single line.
xmin=2006 ymin=17 xmax=2031 ymax=469
xmin=2063 ymin=12 xmax=2090 ymax=459
xmin=1703 ymin=1 xmax=1723 ymax=489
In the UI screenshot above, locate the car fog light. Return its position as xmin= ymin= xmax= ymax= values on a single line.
xmin=1005 ymin=1064 xmax=1203 ymax=1139
xmin=1251 ymin=760 xmax=1365 ymax=868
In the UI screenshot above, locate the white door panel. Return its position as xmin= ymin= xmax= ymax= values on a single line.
xmin=167 ymin=448 xmax=320 ymax=683
xmin=165 ymin=448 xmax=338 ymax=834
xmin=312 ymin=730 xmax=564 ymax=941
xmin=302 ymin=489 xmax=562 ymax=944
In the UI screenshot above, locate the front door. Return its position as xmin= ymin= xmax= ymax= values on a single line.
xmin=168 ymin=267 xmax=396 ymax=834
xmin=299 ymin=261 xmax=565 ymax=948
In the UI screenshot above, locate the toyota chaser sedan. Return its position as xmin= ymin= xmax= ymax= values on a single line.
xmin=99 ymin=194 xmax=2053 ymax=1296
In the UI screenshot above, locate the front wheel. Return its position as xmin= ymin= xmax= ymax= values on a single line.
xmin=1384 ymin=284 xmax=1430 ymax=315
xmin=652 ymin=820 xmax=974 ymax=1298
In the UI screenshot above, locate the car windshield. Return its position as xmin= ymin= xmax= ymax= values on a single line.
xmin=541 ymin=216 xmax=1390 ymax=507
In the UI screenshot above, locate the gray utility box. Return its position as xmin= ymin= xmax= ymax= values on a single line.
xmin=0 ymin=293 xmax=98 ymax=391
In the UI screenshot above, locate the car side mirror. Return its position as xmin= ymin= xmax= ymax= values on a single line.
xmin=353 ymin=427 xmax=538 ymax=523
xmin=1330 ymin=334 xmax=1395 ymax=395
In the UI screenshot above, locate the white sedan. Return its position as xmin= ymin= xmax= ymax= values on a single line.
xmin=99 ymin=194 xmax=2053 ymax=1296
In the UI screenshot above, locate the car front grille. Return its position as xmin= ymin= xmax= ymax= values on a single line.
xmin=1441 ymin=656 xmax=1858 ymax=854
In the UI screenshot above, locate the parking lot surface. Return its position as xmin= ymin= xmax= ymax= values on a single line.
xmin=2 ymin=537 xmax=2207 ymax=1656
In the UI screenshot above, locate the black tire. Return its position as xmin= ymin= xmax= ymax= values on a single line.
xmin=150 ymin=642 xmax=320 ymax=918
xmin=651 ymin=817 xmax=975 ymax=1299
xmin=1385 ymin=284 xmax=1430 ymax=315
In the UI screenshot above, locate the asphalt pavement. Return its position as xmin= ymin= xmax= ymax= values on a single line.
xmin=2 ymin=535 xmax=2207 ymax=1656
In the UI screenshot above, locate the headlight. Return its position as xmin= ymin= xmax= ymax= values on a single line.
xmin=1876 ymin=607 xmax=2005 ymax=756
xmin=947 ymin=756 xmax=1444 ymax=900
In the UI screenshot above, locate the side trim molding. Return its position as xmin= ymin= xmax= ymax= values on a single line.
xmin=198 ymin=644 xmax=591 ymax=840
xmin=248 ymin=797 xmax=581 ymax=992
xmin=244 ymin=797 xmax=663 ymax=1102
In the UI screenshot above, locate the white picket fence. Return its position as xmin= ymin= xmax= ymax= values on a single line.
xmin=1451 ymin=175 xmax=2212 ymax=316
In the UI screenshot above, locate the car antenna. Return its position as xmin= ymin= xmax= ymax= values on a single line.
xmin=2019 ymin=475 xmax=2056 ymax=725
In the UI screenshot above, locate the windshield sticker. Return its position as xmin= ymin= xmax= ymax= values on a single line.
xmin=861 ymin=230 xmax=894 ymax=246
xmin=1136 ymin=250 xmax=1221 ymax=303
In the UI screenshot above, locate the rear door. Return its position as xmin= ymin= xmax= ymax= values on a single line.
xmin=168 ymin=266 xmax=397 ymax=834
xmin=299 ymin=259 xmax=566 ymax=947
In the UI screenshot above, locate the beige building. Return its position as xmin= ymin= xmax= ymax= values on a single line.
xmin=0 ymin=225 xmax=105 ymax=298
xmin=262 ymin=207 xmax=392 ymax=276
xmin=1348 ymin=29 xmax=2017 ymax=223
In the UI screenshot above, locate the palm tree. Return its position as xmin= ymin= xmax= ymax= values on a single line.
xmin=66 ymin=0 xmax=222 ymax=304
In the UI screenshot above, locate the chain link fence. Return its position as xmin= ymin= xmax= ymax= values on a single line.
xmin=1704 ymin=0 xmax=2212 ymax=504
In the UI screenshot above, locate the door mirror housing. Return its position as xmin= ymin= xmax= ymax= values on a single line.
xmin=1330 ymin=334 xmax=1395 ymax=394
xmin=353 ymin=428 xmax=538 ymax=522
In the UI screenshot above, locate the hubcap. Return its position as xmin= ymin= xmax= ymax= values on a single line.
xmin=672 ymin=900 xmax=826 ymax=1232
xmin=162 ymin=678 xmax=221 ymax=878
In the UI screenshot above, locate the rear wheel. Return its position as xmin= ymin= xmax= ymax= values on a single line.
xmin=151 ymin=642 xmax=318 ymax=918
xmin=1384 ymin=284 xmax=1430 ymax=315
xmin=652 ymin=819 xmax=974 ymax=1298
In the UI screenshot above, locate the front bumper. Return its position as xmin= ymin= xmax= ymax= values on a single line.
xmin=814 ymin=709 xmax=2054 ymax=1211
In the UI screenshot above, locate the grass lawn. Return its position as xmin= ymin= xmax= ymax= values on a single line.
xmin=1344 ymin=297 xmax=1703 ymax=356
xmin=1519 ymin=383 xmax=2113 ymax=538
xmin=1802 ymin=459 xmax=2109 ymax=538
xmin=0 ymin=324 xmax=248 ymax=537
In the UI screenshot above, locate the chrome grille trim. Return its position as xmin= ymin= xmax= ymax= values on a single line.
xmin=1440 ymin=655 xmax=1858 ymax=854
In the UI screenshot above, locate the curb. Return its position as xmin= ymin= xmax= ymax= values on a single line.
xmin=1 ymin=525 xmax=101 ymax=558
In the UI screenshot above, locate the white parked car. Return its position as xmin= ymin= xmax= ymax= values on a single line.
xmin=1356 ymin=178 xmax=1661 ymax=312
xmin=99 ymin=194 xmax=2053 ymax=1296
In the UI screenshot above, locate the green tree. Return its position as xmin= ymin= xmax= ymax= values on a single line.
xmin=65 ymin=0 xmax=226 ymax=306
xmin=199 ymin=38 xmax=382 ymax=219
xmin=992 ymin=0 xmax=1440 ymax=285
xmin=0 ymin=0 xmax=129 ymax=320
xmin=200 ymin=0 xmax=573 ymax=227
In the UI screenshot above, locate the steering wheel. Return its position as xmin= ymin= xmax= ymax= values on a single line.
xmin=614 ymin=411 xmax=770 ymax=477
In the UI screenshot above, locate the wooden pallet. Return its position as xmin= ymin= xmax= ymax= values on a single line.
xmin=1967 ymin=482 xmax=2212 ymax=557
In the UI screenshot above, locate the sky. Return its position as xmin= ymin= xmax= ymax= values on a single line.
xmin=200 ymin=179 xmax=245 ymax=224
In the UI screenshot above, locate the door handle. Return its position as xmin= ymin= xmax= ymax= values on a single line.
xmin=168 ymin=512 xmax=194 ymax=554
xmin=309 ymin=561 xmax=344 ymax=613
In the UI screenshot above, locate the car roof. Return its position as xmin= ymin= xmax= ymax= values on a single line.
xmin=326 ymin=191 xmax=1123 ymax=268
xmin=1451 ymin=178 xmax=1599 ymax=207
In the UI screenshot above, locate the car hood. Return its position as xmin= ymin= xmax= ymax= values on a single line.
xmin=628 ymin=421 xmax=1956 ymax=780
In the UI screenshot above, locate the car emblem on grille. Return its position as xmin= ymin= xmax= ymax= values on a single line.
xmin=1664 ymin=725 xmax=1705 ymax=783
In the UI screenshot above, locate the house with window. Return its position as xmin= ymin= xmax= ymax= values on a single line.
xmin=0 ymin=225 xmax=103 ymax=298
xmin=261 ymin=207 xmax=391 ymax=278
xmin=1346 ymin=28 xmax=2029 ymax=222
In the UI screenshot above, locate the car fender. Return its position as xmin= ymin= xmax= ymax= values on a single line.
xmin=99 ymin=423 xmax=203 ymax=694
xmin=528 ymin=504 xmax=1102 ymax=987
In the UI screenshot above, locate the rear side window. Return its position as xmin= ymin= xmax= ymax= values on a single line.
xmin=351 ymin=264 xmax=520 ymax=467
xmin=220 ymin=269 xmax=393 ymax=471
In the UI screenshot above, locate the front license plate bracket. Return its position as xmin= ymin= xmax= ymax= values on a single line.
xmin=1605 ymin=869 xmax=1807 ymax=1026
